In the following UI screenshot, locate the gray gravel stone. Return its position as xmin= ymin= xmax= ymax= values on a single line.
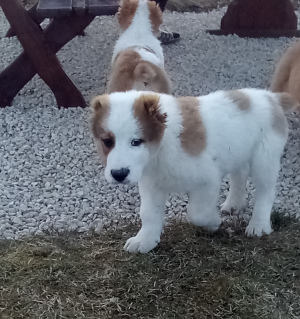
xmin=0 ymin=8 xmax=299 ymax=239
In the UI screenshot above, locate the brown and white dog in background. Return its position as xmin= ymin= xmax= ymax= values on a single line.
xmin=107 ymin=0 xmax=171 ymax=94
xmin=271 ymin=40 xmax=300 ymax=110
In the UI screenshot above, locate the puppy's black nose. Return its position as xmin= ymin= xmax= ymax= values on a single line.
xmin=111 ymin=168 xmax=130 ymax=182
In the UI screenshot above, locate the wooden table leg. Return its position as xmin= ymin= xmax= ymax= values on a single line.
xmin=6 ymin=2 xmax=44 ymax=37
xmin=0 ymin=0 xmax=87 ymax=108
xmin=0 ymin=13 xmax=94 ymax=108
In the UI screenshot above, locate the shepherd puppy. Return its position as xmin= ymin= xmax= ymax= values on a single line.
xmin=91 ymin=89 xmax=298 ymax=253
xmin=107 ymin=0 xmax=171 ymax=94
xmin=271 ymin=40 xmax=300 ymax=109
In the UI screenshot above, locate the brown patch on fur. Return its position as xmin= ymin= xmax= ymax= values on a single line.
xmin=117 ymin=0 xmax=139 ymax=30
xmin=133 ymin=94 xmax=167 ymax=143
xmin=108 ymin=50 xmax=171 ymax=94
xmin=147 ymin=1 xmax=163 ymax=34
xmin=226 ymin=90 xmax=250 ymax=110
xmin=178 ymin=97 xmax=206 ymax=156
xmin=267 ymin=95 xmax=288 ymax=136
xmin=271 ymin=41 xmax=300 ymax=111
xmin=108 ymin=50 xmax=140 ymax=93
xmin=90 ymin=95 xmax=114 ymax=165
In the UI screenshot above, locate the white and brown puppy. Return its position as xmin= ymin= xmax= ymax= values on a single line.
xmin=271 ymin=40 xmax=300 ymax=109
xmin=107 ymin=0 xmax=171 ymax=94
xmin=91 ymin=89 xmax=298 ymax=253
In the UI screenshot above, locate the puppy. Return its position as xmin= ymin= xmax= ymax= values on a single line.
xmin=271 ymin=40 xmax=300 ymax=109
xmin=107 ymin=0 xmax=171 ymax=94
xmin=91 ymin=89 xmax=298 ymax=253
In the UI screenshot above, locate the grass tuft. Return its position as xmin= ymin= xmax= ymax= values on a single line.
xmin=271 ymin=210 xmax=298 ymax=231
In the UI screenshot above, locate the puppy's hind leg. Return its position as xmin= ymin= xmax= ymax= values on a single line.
xmin=246 ymin=142 xmax=283 ymax=237
xmin=187 ymin=178 xmax=222 ymax=231
xmin=221 ymin=166 xmax=249 ymax=213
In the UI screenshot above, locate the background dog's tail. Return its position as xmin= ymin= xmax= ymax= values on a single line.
xmin=134 ymin=62 xmax=157 ymax=86
xmin=276 ymin=92 xmax=300 ymax=112
xmin=134 ymin=62 xmax=171 ymax=94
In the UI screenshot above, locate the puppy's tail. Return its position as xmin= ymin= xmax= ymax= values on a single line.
xmin=134 ymin=62 xmax=157 ymax=85
xmin=276 ymin=92 xmax=300 ymax=113
xmin=134 ymin=62 xmax=171 ymax=94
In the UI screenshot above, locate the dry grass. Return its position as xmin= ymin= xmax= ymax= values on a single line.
xmin=0 ymin=212 xmax=300 ymax=318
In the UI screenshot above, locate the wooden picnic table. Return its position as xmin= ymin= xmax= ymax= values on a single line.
xmin=0 ymin=0 xmax=119 ymax=108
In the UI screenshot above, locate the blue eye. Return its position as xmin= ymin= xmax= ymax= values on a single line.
xmin=131 ymin=139 xmax=144 ymax=147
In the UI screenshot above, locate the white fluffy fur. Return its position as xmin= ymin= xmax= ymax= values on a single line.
xmin=112 ymin=0 xmax=164 ymax=68
xmin=101 ymin=89 xmax=292 ymax=253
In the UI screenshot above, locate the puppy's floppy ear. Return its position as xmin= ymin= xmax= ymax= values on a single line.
xmin=116 ymin=0 xmax=125 ymax=18
xmin=90 ymin=95 xmax=109 ymax=113
xmin=117 ymin=0 xmax=139 ymax=30
xmin=147 ymin=0 xmax=163 ymax=34
xmin=90 ymin=95 xmax=110 ymax=139
xmin=134 ymin=94 xmax=167 ymax=143
xmin=142 ymin=95 xmax=167 ymax=125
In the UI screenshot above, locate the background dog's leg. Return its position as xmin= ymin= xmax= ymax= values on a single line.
xmin=124 ymin=182 xmax=168 ymax=253
xmin=221 ymin=166 xmax=249 ymax=213
xmin=246 ymin=143 xmax=282 ymax=236
xmin=187 ymin=180 xmax=222 ymax=231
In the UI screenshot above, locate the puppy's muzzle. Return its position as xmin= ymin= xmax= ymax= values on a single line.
xmin=111 ymin=168 xmax=130 ymax=183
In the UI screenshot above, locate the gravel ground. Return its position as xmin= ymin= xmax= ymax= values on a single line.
xmin=0 ymin=8 xmax=300 ymax=240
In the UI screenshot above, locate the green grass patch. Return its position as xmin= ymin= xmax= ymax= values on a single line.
xmin=0 ymin=214 xmax=300 ymax=318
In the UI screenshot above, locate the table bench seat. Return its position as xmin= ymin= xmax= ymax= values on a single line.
xmin=37 ymin=0 xmax=119 ymax=17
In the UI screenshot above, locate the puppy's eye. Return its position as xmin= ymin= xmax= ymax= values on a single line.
xmin=143 ymin=82 xmax=148 ymax=87
xmin=131 ymin=139 xmax=144 ymax=147
xmin=102 ymin=138 xmax=114 ymax=148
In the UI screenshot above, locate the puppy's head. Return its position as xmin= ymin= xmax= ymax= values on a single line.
xmin=117 ymin=0 xmax=162 ymax=35
xmin=91 ymin=91 xmax=167 ymax=184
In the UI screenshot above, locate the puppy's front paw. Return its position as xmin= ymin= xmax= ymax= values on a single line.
xmin=220 ymin=199 xmax=245 ymax=213
xmin=245 ymin=221 xmax=273 ymax=237
xmin=124 ymin=233 xmax=160 ymax=253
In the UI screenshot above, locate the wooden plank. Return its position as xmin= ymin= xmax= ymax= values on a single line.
xmin=87 ymin=0 xmax=119 ymax=16
xmin=73 ymin=0 xmax=86 ymax=15
xmin=37 ymin=0 xmax=72 ymax=18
